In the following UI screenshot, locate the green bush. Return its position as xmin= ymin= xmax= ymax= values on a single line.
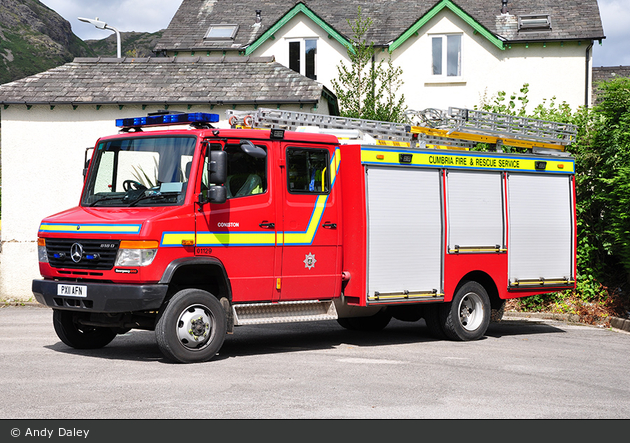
xmin=481 ymin=81 xmax=630 ymax=316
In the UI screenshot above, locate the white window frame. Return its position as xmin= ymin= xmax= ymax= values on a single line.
xmin=287 ymin=38 xmax=318 ymax=80
xmin=430 ymin=33 xmax=463 ymax=79
xmin=204 ymin=24 xmax=239 ymax=40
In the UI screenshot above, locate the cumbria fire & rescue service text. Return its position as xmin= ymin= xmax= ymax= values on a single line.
xmin=21 ymin=427 xmax=89 ymax=438
xmin=428 ymin=154 xmax=520 ymax=169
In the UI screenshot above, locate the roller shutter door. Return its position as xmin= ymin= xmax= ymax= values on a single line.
xmin=507 ymin=173 xmax=573 ymax=284
xmin=446 ymin=171 xmax=505 ymax=252
xmin=366 ymin=166 xmax=443 ymax=298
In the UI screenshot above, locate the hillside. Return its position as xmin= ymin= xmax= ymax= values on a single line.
xmin=0 ymin=0 xmax=161 ymax=85
xmin=85 ymin=31 xmax=163 ymax=58
xmin=0 ymin=0 xmax=94 ymax=84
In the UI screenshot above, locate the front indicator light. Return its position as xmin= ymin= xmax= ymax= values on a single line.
xmin=115 ymin=241 xmax=159 ymax=267
xmin=37 ymin=238 xmax=49 ymax=263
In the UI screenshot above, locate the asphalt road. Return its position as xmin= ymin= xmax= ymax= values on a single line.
xmin=1 ymin=305 xmax=629 ymax=419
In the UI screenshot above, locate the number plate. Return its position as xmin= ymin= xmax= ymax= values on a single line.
xmin=57 ymin=284 xmax=88 ymax=298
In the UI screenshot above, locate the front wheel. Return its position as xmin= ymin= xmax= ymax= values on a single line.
xmin=439 ymin=281 xmax=490 ymax=341
xmin=53 ymin=310 xmax=117 ymax=349
xmin=155 ymin=289 xmax=227 ymax=363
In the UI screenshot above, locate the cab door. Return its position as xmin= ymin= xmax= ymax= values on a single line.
xmin=195 ymin=140 xmax=278 ymax=303
xmin=276 ymin=144 xmax=341 ymax=301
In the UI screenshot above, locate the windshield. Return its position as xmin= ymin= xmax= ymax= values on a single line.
xmin=82 ymin=136 xmax=197 ymax=207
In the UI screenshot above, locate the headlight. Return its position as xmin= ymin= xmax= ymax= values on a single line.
xmin=115 ymin=241 xmax=158 ymax=267
xmin=37 ymin=238 xmax=49 ymax=263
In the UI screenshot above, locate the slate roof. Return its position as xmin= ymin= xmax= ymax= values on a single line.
xmin=593 ymin=66 xmax=630 ymax=85
xmin=592 ymin=66 xmax=630 ymax=103
xmin=0 ymin=56 xmax=332 ymax=107
xmin=154 ymin=0 xmax=605 ymax=53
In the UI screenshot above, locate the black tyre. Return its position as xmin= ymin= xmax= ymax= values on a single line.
xmin=491 ymin=299 xmax=506 ymax=323
xmin=155 ymin=289 xmax=227 ymax=363
xmin=53 ymin=310 xmax=117 ymax=349
xmin=336 ymin=309 xmax=392 ymax=331
xmin=423 ymin=304 xmax=448 ymax=339
xmin=439 ymin=281 xmax=491 ymax=341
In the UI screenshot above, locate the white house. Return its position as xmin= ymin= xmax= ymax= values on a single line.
xmin=0 ymin=56 xmax=337 ymax=300
xmin=155 ymin=0 xmax=606 ymax=111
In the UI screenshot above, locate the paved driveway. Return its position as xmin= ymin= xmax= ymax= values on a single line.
xmin=1 ymin=305 xmax=629 ymax=419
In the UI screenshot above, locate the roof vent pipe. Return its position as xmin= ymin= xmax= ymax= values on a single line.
xmin=501 ymin=0 xmax=509 ymax=14
xmin=256 ymin=10 xmax=262 ymax=23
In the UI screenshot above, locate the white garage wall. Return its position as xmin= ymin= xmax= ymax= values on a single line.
xmin=0 ymin=100 xmax=330 ymax=301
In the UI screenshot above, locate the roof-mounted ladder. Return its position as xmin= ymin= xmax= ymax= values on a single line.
xmin=406 ymin=107 xmax=577 ymax=153
xmin=226 ymin=107 xmax=577 ymax=154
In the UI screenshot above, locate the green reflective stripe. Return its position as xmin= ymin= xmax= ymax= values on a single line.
xmin=245 ymin=4 xmax=353 ymax=55
xmin=389 ymin=0 xmax=504 ymax=52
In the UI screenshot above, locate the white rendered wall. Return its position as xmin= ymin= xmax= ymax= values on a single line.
xmin=0 ymin=100 xmax=330 ymax=301
xmin=253 ymin=10 xmax=591 ymax=113
xmin=391 ymin=11 xmax=591 ymax=112
xmin=256 ymin=13 xmax=351 ymax=95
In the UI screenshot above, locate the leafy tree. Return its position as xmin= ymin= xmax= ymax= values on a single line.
xmin=331 ymin=7 xmax=407 ymax=122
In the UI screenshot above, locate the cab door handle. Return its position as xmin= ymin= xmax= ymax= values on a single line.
xmin=322 ymin=222 xmax=337 ymax=229
xmin=259 ymin=222 xmax=275 ymax=229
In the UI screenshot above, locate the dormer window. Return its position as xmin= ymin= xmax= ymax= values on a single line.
xmin=517 ymin=15 xmax=551 ymax=31
xmin=204 ymin=24 xmax=239 ymax=40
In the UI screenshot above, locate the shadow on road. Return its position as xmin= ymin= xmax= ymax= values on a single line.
xmin=43 ymin=317 xmax=566 ymax=363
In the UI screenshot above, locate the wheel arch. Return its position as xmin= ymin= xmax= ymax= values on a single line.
xmin=160 ymin=257 xmax=232 ymax=303
xmin=457 ymin=270 xmax=502 ymax=311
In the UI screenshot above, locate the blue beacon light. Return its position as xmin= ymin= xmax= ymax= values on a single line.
xmin=116 ymin=112 xmax=220 ymax=128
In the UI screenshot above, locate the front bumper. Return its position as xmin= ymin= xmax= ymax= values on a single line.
xmin=32 ymin=279 xmax=168 ymax=313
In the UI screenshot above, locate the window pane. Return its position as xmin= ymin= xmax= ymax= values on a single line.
xmin=305 ymin=39 xmax=317 ymax=80
xmin=432 ymin=37 xmax=443 ymax=75
xmin=447 ymin=35 xmax=462 ymax=76
xmin=287 ymin=148 xmax=329 ymax=194
xmin=224 ymin=143 xmax=267 ymax=199
xmin=83 ymin=137 xmax=196 ymax=207
xmin=205 ymin=25 xmax=238 ymax=39
xmin=289 ymin=41 xmax=300 ymax=73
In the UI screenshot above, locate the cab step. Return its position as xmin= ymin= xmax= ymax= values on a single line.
xmin=232 ymin=300 xmax=338 ymax=326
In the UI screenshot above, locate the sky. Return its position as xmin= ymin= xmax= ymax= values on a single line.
xmin=39 ymin=0 xmax=629 ymax=67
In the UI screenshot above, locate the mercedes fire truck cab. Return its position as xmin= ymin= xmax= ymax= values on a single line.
xmin=32 ymin=110 xmax=577 ymax=363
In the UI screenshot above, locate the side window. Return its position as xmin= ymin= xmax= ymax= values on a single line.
xmin=225 ymin=143 xmax=267 ymax=198
xmin=202 ymin=142 xmax=267 ymax=199
xmin=287 ymin=147 xmax=329 ymax=194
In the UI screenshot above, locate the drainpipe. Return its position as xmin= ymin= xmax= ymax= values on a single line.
xmin=585 ymin=40 xmax=594 ymax=108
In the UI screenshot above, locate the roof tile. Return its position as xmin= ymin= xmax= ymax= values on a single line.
xmin=154 ymin=0 xmax=605 ymax=52
xmin=0 ymin=57 xmax=326 ymax=105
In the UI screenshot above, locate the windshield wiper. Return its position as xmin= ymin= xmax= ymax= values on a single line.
xmin=88 ymin=195 xmax=124 ymax=207
xmin=128 ymin=191 xmax=181 ymax=207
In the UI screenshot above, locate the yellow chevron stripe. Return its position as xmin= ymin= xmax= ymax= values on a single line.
xmin=162 ymin=148 xmax=341 ymax=247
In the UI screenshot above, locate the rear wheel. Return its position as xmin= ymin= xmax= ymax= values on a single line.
xmin=423 ymin=304 xmax=447 ymax=339
xmin=53 ymin=310 xmax=117 ymax=349
xmin=439 ymin=281 xmax=490 ymax=341
xmin=155 ymin=289 xmax=227 ymax=363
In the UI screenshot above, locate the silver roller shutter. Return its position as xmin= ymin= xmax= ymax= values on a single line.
xmin=507 ymin=173 xmax=573 ymax=284
xmin=366 ymin=166 xmax=443 ymax=298
xmin=446 ymin=171 xmax=504 ymax=252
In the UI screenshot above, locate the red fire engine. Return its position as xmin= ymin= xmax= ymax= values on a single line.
xmin=32 ymin=107 xmax=577 ymax=363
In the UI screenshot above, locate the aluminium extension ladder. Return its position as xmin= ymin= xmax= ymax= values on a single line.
xmin=226 ymin=107 xmax=577 ymax=153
